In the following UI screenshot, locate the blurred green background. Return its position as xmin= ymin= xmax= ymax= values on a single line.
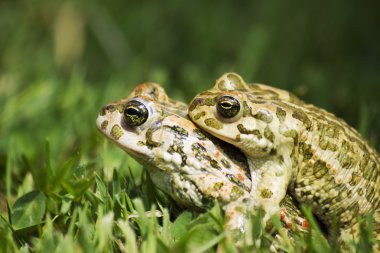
xmin=1 ymin=0 xmax=379 ymax=200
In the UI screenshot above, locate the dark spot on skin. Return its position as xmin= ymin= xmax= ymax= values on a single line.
xmin=328 ymin=143 xmax=338 ymax=151
xmin=359 ymin=154 xmax=369 ymax=170
xmin=191 ymin=143 xmax=220 ymax=170
xmin=318 ymin=123 xmax=339 ymax=152
xmin=242 ymin=101 xmax=251 ymax=117
xmin=282 ymin=129 xmax=298 ymax=146
xmin=299 ymin=142 xmax=313 ymax=161
xmin=337 ymin=152 xmax=352 ymax=169
xmin=193 ymin=129 xmax=208 ymax=140
xmin=99 ymin=107 xmax=107 ymax=116
xmin=373 ymin=218 xmax=380 ymax=234
xmin=349 ymin=172 xmax=361 ymax=186
xmin=313 ymin=194 xmax=321 ymax=204
xmin=189 ymin=98 xmax=216 ymax=112
xmin=210 ymin=159 xmax=221 ymax=170
xmin=341 ymin=140 xmax=351 ymax=152
xmin=167 ymin=140 xmax=188 ymax=166
xmin=237 ymin=124 xmax=262 ymax=139
xmin=189 ymin=99 xmax=202 ymax=112
xmin=193 ymin=111 xmax=206 ymax=120
xmin=253 ymin=110 xmax=273 ymax=123
xmin=313 ymin=160 xmax=329 ymax=179
xmin=264 ymin=126 xmax=275 ymax=143
xmin=242 ymin=198 xmax=250 ymax=203
xmin=226 ymin=174 xmax=249 ymax=192
xmin=234 ymin=206 xmax=244 ymax=213
xmin=221 ymin=158 xmax=231 ymax=168
xmin=192 ymin=143 xmax=207 ymax=161
xmin=362 ymin=159 xmax=378 ymax=180
xmin=270 ymin=149 xmax=277 ymax=156
xmin=115 ymin=104 xmax=125 ymax=113
xmin=319 ymin=139 xmax=328 ymax=150
xmin=204 ymin=118 xmax=223 ymax=129
xmin=100 ymin=104 xmax=118 ymax=116
xmin=365 ymin=185 xmax=375 ymax=203
xmin=292 ymin=110 xmax=312 ymax=130
xmin=326 ymin=126 xmax=339 ymax=138
xmin=100 ymin=120 xmax=108 ymax=130
xmin=110 ymin=124 xmax=123 ymax=140
xmin=163 ymin=125 xmax=189 ymax=139
xmin=145 ymin=127 xmax=162 ymax=149
xmin=261 ymin=188 xmax=273 ymax=198
xmin=231 ymin=186 xmax=244 ymax=199
xmin=164 ymin=124 xmax=192 ymax=166
xmin=276 ymin=107 xmax=286 ymax=122
xmin=213 ymin=182 xmax=224 ymax=190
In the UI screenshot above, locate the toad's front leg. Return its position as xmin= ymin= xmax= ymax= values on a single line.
xmin=223 ymin=195 xmax=308 ymax=251
xmin=248 ymin=157 xmax=293 ymax=222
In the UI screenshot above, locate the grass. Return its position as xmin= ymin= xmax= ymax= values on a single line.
xmin=0 ymin=1 xmax=379 ymax=252
xmin=1 ymin=143 xmax=378 ymax=253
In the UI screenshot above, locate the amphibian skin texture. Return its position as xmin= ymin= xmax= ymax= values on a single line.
xmin=188 ymin=72 xmax=380 ymax=243
xmin=96 ymin=83 xmax=308 ymax=240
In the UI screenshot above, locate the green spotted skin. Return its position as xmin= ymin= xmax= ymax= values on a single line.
xmin=188 ymin=73 xmax=380 ymax=243
xmin=97 ymin=82 xmax=308 ymax=239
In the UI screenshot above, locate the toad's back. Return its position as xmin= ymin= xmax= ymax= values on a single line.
xmin=258 ymin=84 xmax=380 ymax=229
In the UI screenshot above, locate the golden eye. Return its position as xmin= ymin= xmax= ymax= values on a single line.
xmin=123 ymin=100 xmax=149 ymax=127
xmin=216 ymin=96 xmax=240 ymax=118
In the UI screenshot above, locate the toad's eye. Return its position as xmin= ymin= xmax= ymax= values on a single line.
xmin=216 ymin=96 xmax=241 ymax=118
xmin=123 ymin=100 xmax=149 ymax=127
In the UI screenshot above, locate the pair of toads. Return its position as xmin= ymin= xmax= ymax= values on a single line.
xmin=97 ymin=73 xmax=380 ymax=250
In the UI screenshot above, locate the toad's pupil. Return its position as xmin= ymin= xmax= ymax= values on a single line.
xmin=126 ymin=107 xmax=139 ymax=116
xmin=221 ymin=102 xmax=232 ymax=109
